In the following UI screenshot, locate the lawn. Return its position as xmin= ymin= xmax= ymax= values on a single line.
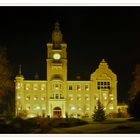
xmin=1 ymin=117 xmax=140 ymax=134
xmin=49 ymin=118 xmax=140 ymax=134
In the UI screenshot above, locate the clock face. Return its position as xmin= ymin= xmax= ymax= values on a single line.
xmin=53 ymin=53 xmax=61 ymax=60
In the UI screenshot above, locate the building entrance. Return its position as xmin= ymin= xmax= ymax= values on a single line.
xmin=53 ymin=107 xmax=62 ymax=118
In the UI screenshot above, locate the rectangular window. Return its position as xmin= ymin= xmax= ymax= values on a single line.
xmin=55 ymin=94 xmax=59 ymax=99
xmin=85 ymin=85 xmax=89 ymax=91
xmin=77 ymin=85 xmax=81 ymax=91
xmin=69 ymin=85 xmax=73 ymax=90
xmin=107 ymin=82 xmax=110 ymax=85
xmin=97 ymin=81 xmax=111 ymax=90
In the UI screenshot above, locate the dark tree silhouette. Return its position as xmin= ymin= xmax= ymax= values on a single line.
xmin=129 ymin=64 xmax=140 ymax=100
xmin=92 ymin=100 xmax=106 ymax=122
xmin=0 ymin=47 xmax=14 ymax=114
xmin=128 ymin=91 xmax=140 ymax=119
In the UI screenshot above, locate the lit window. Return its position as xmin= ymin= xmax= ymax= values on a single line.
xmin=18 ymin=107 xmax=21 ymax=110
xmin=86 ymin=107 xmax=89 ymax=111
xmin=111 ymin=97 xmax=114 ymax=100
xmin=42 ymin=107 xmax=46 ymax=110
xmin=26 ymin=106 xmax=30 ymax=110
xmin=71 ymin=106 xmax=76 ymax=110
xmin=25 ymin=84 xmax=30 ymax=90
xmin=95 ymin=97 xmax=99 ymax=100
xmin=55 ymin=84 xmax=59 ymax=90
xmin=16 ymin=83 xmax=21 ymax=89
xmin=104 ymin=107 xmax=106 ymax=110
xmin=41 ymin=84 xmax=45 ymax=90
xmin=85 ymin=85 xmax=89 ymax=91
xmin=77 ymin=85 xmax=81 ymax=91
xmin=110 ymin=94 xmax=113 ymax=97
xmin=110 ymin=106 xmax=114 ymax=110
xmin=104 ymin=97 xmax=107 ymax=100
xmin=34 ymin=97 xmax=38 ymax=100
xmin=26 ymin=96 xmax=30 ymax=100
xmin=78 ymin=107 xmax=81 ymax=110
xmin=33 ymin=84 xmax=38 ymax=90
xmin=77 ymin=97 xmax=81 ymax=100
xmin=34 ymin=87 xmax=37 ymax=90
xmin=36 ymin=106 xmax=40 ymax=110
xmin=86 ymin=97 xmax=89 ymax=100
xmin=41 ymin=97 xmax=45 ymax=100
xmin=70 ymin=97 xmax=73 ymax=101
xmin=17 ymin=96 xmax=21 ymax=99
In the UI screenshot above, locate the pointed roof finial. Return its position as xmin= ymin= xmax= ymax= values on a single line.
xmin=99 ymin=58 xmax=108 ymax=69
xmin=101 ymin=59 xmax=106 ymax=63
xmin=16 ymin=64 xmax=24 ymax=79
xmin=52 ymin=21 xmax=63 ymax=43
xmin=54 ymin=22 xmax=60 ymax=31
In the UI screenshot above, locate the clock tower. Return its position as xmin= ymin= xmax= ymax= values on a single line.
xmin=46 ymin=22 xmax=67 ymax=118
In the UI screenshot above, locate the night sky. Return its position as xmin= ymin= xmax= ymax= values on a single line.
xmin=0 ymin=6 xmax=140 ymax=103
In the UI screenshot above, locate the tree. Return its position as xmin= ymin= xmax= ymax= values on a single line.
xmin=92 ymin=100 xmax=106 ymax=122
xmin=129 ymin=64 xmax=140 ymax=100
xmin=0 ymin=47 xmax=14 ymax=114
xmin=128 ymin=91 xmax=140 ymax=119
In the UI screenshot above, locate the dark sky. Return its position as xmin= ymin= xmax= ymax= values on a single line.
xmin=0 ymin=6 xmax=140 ymax=103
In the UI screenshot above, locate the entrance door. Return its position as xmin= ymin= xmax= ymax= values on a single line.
xmin=53 ymin=107 xmax=62 ymax=118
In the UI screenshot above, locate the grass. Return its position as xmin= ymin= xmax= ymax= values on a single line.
xmin=49 ymin=118 xmax=140 ymax=134
xmin=1 ymin=117 xmax=140 ymax=134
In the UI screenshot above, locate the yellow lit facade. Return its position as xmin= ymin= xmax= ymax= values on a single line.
xmin=15 ymin=22 xmax=118 ymax=118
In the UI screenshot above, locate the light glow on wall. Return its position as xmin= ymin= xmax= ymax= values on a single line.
xmin=111 ymin=97 xmax=114 ymax=100
xmin=86 ymin=107 xmax=89 ymax=110
xmin=71 ymin=106 xmax=76 ymax=111
xmin=36 ymin=106 xmax=40 ymax=110
xmin=42 ymin=107 xmax=46 ymax=110
xmin=110 ymin=106 xmax=114 ymax=110
xmin=95 ymin=97 xmax=99 ymax=100
xmin=18 ymin=107 xmax=21 ymax=110
xmin=17 ymin=96 xmax=21 ymax=99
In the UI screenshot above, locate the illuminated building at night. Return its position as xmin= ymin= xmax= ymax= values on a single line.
xmin=15 ymin=22 xmax=118 ymax=118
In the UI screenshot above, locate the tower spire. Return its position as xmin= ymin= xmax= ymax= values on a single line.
xmin=52 ymin=21 xmax=63 ymax=44
xmin=54 ymin=22 xmax=60 ymax=31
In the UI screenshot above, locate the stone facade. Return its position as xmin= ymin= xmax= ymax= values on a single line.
xmin=15 ymin=22 xmax=118 ymax=118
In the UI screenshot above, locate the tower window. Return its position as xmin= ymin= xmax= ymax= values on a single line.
xmin=55 ymin=94 xmax=59 ymax=99
xmin=60 ymin=94 xmax=64 ymax=99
